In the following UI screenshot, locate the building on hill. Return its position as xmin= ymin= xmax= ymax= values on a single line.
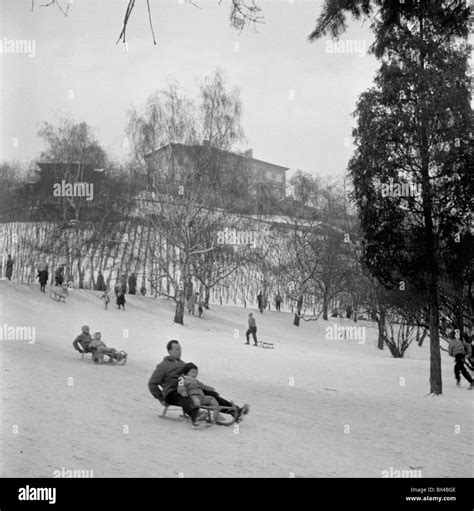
xmin=143 ymin=142 xmax=289 ymax=213
xmin=1 ymin=162 xmax=106 ymax=221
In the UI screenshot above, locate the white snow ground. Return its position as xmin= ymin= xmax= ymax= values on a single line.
xmin=0 ymin=281 xmax=472 ymax=478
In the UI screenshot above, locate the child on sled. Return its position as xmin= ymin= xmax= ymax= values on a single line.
xmin=89 ymin=332 xmax=121 ymax=364
xmin=177 ymin=362 xmax=219 ymax=422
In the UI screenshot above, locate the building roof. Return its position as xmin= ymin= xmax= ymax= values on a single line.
xmin=36 ymin=162 xmax=99 ymax=174
xmin=144 ymin=143 xmax=289 ymax=173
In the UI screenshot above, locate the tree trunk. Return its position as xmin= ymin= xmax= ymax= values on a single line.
xmin=377 ymin=310 xmax=385 ymax=350
xmin=322 ymin=293 xmax=328 ymax=320
xmin=293 ymin=294 xmax=303 ymax=327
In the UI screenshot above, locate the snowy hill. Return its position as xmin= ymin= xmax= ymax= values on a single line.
xmin=0 ymin=281 xmax=472 ymax=477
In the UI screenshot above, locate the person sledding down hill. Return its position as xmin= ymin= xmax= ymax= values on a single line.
xmin=89 ymin=332 xmax=127 ymax=364
xmin=447 ymin=330 xmax=474 ymax=389
xmin=148 ymin=340 xmax=249 ymax=427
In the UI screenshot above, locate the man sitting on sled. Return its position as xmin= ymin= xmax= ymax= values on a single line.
xmin=147 ymin=340 xmax=249 ymax=426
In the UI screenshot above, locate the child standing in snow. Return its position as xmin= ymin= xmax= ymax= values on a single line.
xmin=177 ymin=362 xmax=219 ymax=422
xmin=101 ymin=289 xmax=110 ymax=310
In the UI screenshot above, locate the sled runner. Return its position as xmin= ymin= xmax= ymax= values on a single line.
xmin=74 ymin=344 xmax=128 ymax=365
xmin=258 ymin=341 xmax=275 ymax=349
xmin=160 ymin=403 xmax=239 ymax=427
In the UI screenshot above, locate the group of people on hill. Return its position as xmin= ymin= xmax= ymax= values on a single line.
xmin=256 ymin=291 xmax=283 ymax=313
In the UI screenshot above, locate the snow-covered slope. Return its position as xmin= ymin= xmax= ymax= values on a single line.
xmin=0 ymin=281 xmax=472 ymax=477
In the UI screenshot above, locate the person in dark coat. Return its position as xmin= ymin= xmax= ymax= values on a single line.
xmin=37 ymin=260 xmax=49 ymax=293
xmin=257 ymin=292 xmax=263 ymax=313
xmin=120 ymin=274 xmax=127 ymax=294
xmin=275 ymin=292 xmax=282 ymax=312
xmin=128 ymin=273 xmax=137 ymax=294
xmin=72 ymin=325 xmax=93 ymax=353
xmin=116 ymin=286 xmax=126 ymax=310
xmin=96 ymin=271 xmax=106 ymax=291
xmin=5 ymin=255 xmax=13 ymax=280
xmin=54 ymin=266 xmax=64 ymax=286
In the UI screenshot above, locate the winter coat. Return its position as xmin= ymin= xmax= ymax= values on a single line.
xmin=148 ymin=356 xmax=187 ymax=399
xmin=448 ymin=338 xmax=467 ymax=357
xmin=37 ymin=270 xmax=49 ymax=285
xmin=178 ymin=376 xmax=214 ymax=398
xmin=73 ymin=332 xmax=92 ymax=351
xmin=90 ymin=339 xmax=107 ymax=350
xmin=128 ymin=274 xmax=137 ymax=294
xmin=5 ymin=259 xmax=13 ymax=278
xmin=248 ymin=316 xmax=256 ymax=328
xmin=55 ymin=268 xmax=64 ymax=285
xmin=116 ymin=292 xmax=125 ymax=305
xmin=275 ymin=294 xmax=282 ymax=303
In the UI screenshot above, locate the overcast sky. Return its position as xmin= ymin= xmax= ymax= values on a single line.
xmin=1 ymin=0 xmax=378 ymax=177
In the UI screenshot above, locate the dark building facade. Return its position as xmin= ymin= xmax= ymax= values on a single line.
xmin=143 ymin=143 xmax=288 ymax=210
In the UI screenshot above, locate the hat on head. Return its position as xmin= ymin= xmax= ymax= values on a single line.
xmin=82 ymin=325 xmax=90 ymax=332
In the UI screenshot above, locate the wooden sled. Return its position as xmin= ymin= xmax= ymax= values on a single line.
xmin=50 ymin=289 xmax=67 ymax=303
xmin=258 ymin=341 xmax=275 ymax=349
xmin=160 ymin=403 xmax=238 ymax=427
xmin=78 ymin=349 xmax=127 ymax=365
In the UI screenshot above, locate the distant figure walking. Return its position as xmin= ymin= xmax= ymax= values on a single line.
xmin=128 ymin=273 xmax=137 ymax=294
xmin=257 ymin=292 xmax=263 ymax=313
xmin=346 ymin=305 xmax=353 ymax=319
xmin=188 ymin=291 xmax=198 ymax=315
xmin=54 ymin=266 xmax=64 ymax=287
xmin=37 ymin=259 xmax=49 ymax=293
xmin=275 ymin=292 xmax=282 ymax=312
xmin=198 ymin=299 xmax=205 ymax=318
xmin=96 ymin=271 xmax=106 ymax=291
xmin=5 ymin=255 xmax=13 ymax=281
xmin=246 ymin=313 xmax=258 ymax=346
